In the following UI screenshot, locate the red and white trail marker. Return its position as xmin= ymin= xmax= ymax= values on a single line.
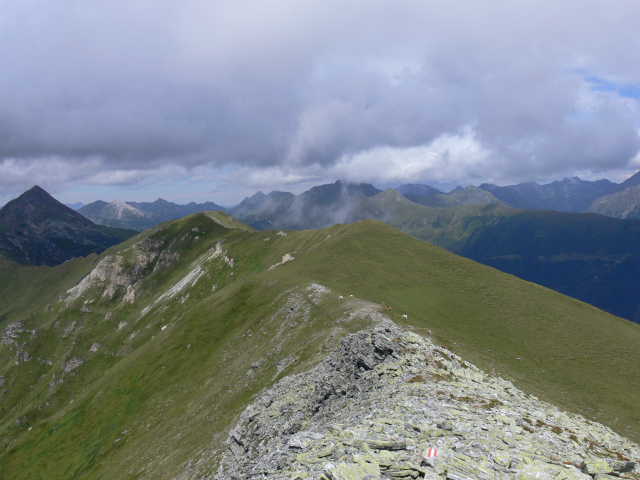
xmin=426 ymin=448 xmax=438 ymax=457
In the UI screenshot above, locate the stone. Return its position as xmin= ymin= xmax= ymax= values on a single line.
xmin=325 ymin=461 xmax=380 ymax=480
xmin=358 ymin=438 xmax=406 ymax=451
xmin=581 ymin=459 xmax=612 ymax=475
xmin=214 ymin=324 xmax=640 ymax=480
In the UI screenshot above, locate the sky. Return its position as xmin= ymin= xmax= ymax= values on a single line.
xmin=2 ymin=1 xmax=640 ymax=207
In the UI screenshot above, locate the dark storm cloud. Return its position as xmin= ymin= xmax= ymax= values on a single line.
xmin=1 ymin=0 xmax=640 ymax=202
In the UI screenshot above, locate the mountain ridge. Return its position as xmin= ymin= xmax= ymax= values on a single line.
xmin=71 ymin=170 xmax=640 ymax=233
xmin=478 ymin=176 xmax=618 ymax=212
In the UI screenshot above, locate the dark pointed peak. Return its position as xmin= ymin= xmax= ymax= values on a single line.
xmin=26 ymin=185 xmax=48 ymax=194
xmin=0 ymin=185 xmax=95 ymax=230
xmin=11 ymin=185 xmax=62 ymax=207
xmin=19 ymin=185 xmax=55 ymax=201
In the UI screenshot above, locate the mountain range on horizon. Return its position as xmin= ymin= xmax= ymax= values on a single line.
xmin=74 ymin=170 xmax=640 ymax=233
xmin=78 ymin=197 xmax=226 ymax=231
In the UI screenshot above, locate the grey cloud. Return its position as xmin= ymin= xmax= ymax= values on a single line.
xmin=1 ymin=0 xmax=640 ymax=199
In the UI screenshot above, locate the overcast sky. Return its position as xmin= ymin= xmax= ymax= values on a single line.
xmin=2 ymin=1 xmax=640 ymax=207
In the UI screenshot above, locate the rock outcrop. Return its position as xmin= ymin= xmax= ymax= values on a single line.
xmin=217 ymin=324 xmax=639 ymax=479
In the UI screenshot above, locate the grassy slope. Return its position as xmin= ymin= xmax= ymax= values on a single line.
xmin=283 ymin=221 xmax=640 ymax=437
xmin=0 ymin=214 xmax=639 ymax=479
xmin=348 ymin=194 xmax=640 ymax=321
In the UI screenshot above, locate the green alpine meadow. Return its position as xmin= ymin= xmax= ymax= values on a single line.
xmin=1 ymin=212 xmax=639 ymax=479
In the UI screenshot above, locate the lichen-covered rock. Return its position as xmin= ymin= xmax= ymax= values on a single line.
xmin=324 ymin=461 xmax=380 ymax=480
xmin=215 ymin=324 xmax=640 ymax=480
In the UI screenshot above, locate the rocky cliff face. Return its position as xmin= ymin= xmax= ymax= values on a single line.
xmin=216 ymin=324 xmax=639 ymax=480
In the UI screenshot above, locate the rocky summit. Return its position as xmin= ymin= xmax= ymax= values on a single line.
xmin=217 ymin=324 xmax=639 ymax=480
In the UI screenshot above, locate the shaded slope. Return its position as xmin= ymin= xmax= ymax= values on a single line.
xmin=408 ymin=207 xmax=640 ymax=322
xmin=587 ymin=184 xmax=640 ymax=219
xmin=396 ymin=183 xmax=442 ymax=196
xmin=404 ymin=185 xmax=505 ymax=208
xmin=480 ymin=176 xmax=617 ymax=212
xmin=0 ymin=186 xmax=135 ymax=266
xmin=228 ymin=191 xmax=296 ymax=230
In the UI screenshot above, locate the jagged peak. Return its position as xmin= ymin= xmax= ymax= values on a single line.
xmin=107 ymin=199 xmax=148 ymax=219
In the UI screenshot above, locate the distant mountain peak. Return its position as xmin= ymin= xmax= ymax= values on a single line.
xmin=79 ymin=196 xmax=227 ymax=231
xmin=0 ymin=185 xmax=88 ymax=227
xmin=26 ymin=184 xmax=48 ymax=194
xmin=0 ymin=186 xmax=133 ymax=265
xmin=109 ymin=200 xmax=147 ymax=219
xmin=479 ymin=175 xmax=620 ymax=212
xmin=561 ymin=176 xmax=583 ymax=184
xmin=17 ymin=185 xmax=58 ymax=205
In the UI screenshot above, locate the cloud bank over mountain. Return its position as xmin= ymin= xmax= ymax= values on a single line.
xmin=1 ymin=1 xmax=640 ymax=205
